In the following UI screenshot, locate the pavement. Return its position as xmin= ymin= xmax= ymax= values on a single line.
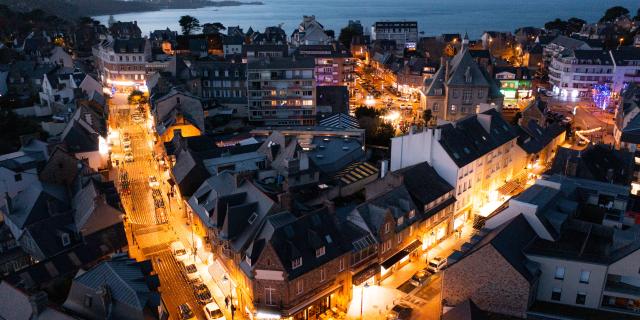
xmin=345 ymin=223 xmax=476 ymax=320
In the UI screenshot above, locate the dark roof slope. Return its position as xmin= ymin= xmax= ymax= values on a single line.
xmin=396 ymin=162 xmax=453 ymax=208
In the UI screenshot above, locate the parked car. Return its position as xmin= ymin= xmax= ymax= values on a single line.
xmin=426 ymin=257 xmax=447 ymax=273
xmin=410 ymin=268 xmax=432 ymax=286
xmin=122 ymin=139 xmax=131 ymax=147
xmin=203 ymin=303 xmax=225 ymax=320
xmin=148 ymin=175 xmax=160 ymax=188
xmin=171 ymin=241 xmax=189 ymax=261
xmin=124 ymin=152 xmax=134 ymax=162
xmin=545 ymin=90 xmax=554 ymax=97
xmin=178 ymin=303 xmax=196 ymax=320
xmin=194 ymin=283 xmax=213 ymax=304
xmin=386 ymin=304 xmax=413 ymax=320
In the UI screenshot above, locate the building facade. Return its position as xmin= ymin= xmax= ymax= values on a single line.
xmin=247 ymin=57 xmax=317 ymax=126
xmin=370 ymin=21 xmax=418 ymax=49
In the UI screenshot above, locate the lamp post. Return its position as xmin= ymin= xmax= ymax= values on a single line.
xmin=224 ymin=275 xmax=235 ymax=320
xmin=359 ymin=283 xmax=369 ymax=320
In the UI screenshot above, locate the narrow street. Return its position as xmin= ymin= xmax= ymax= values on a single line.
xmin=109 ymin=93 xmax=208 ymax=320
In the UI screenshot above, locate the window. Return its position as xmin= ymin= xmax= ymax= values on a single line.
xmin=554 ymin=266 xmax=565 ymax=280
xmin=320 ymin=268 xmax=325 ymax=282
xmin=292 ymin=257 xmax=302 ymax=269
xmin=396 ymin=233 xmax=402 ymax=244
xmin=397 ymin=217 xmax=404 ymax=226
xmin=462 ymin=89 xmax=472 ymax=103
xmin=14 ymin=174 xmax=22 ymax=182
xmin=478 ymin=90 xmax=483 ymax=98
xmin=315 ymin=246 xmax=325 ymax=257
xmin=265 ymin=287 xmax=276 ymax=305
xmin=576 ymin=292 xmax=586 ymax=305
xmin=579 ymin=270 xmax=590 ymax=284
xmin=83 ymin=295 xmax=92 ymax=307
xmin=382 ymin=240 xmax=392 ymax=253
xmin=339 ymin=258 xmax=345 ymax=271
xmin=296 ymin=280 xmax=304 ymax=295
xmin=384 ymin=223 xmax=391 ymax=234
xmin=408 ymin=210 xmax=415 ymax=219
xmin=61 ymin=233 xmax=70 ymax=246
xmin=551 ymin=288 xmax=562 ymax=301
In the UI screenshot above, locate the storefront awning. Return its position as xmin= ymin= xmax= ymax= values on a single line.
xmin=352 ymin=263 xmax=380 ymax=286
xmin=284 ymin=283 xmax=342 ymax=316
xmin=381 ymin=240 xmax=422 ymax=269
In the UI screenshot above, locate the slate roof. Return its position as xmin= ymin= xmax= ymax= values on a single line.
xmin=318 ymin=113 xmax=360 ymax=129
xmin=112 ymin=38 xmax=146 ymax=53
xmin=516 ymin=120 xmax=565 ymax=154
xmin=438 ymin=108 xmax=517 ymax=167
xmin=60 ymin=105 xmax=107 ymax=153
xmin=395 ymin=162 xmax=453 ymax=209
xmin=8 ymin=181 xmax=70 ymax=230
xmin=71 ymin=254 xmax=158 ymax=311
xmin=351 ymin=185 xmax=418 ymax=238
xmin=466 ymin=214 xmax=539 ymax=283
xmin=611 ymin=46 xmax=640 ymax=66
xmin=549 ymin=35 xmax=590 ymax=50
xmin=0 ymin=282 xmax=74 ymax=320
xmin=547 ymin=145 xmax=634 ymax=185
xmin=618 ymin=84 xmax=640 ymax=144
xmin=442 ymin=299 xmax=487 ymax=320
xmin=172 ymin=147 xmax=211 ymax=198
xmin=307 ymin=136 xmax=364 ymax=174
xmin=257 ymin=209 xmax=350 ymax=279
xmin=23 ymin=213 xmax=78 ymax=259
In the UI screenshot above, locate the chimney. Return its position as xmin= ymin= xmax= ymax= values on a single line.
xmin=380 ymin=160 xmax=389 ymax=178
xmin=29 ymin=291 xmax=48 ymax=316
xmin=278 ymin=192 xmax=292 ymax=211
xmin=324 ymin=199 xmax=335 ymax=214
xmin=565 ymin=156 xmax=579 ymax=177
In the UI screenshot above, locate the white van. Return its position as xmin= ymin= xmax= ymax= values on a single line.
xmin=203 ymin=303 xmax=225 ymax=320
xmin=426 ymin=257 xmax=447 ymax=273
xmin=171 ymin=241 xmax=189 ymax=261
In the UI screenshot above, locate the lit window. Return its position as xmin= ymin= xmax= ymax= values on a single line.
xmin=319 ymin=268 xmax=325 ymax=282
xmin=292 ymin=257 xmax=302 ymax=269
xmin=384 ymin=223 xmax=390 ymax=234
xmin=296 ymin=280 xmax=304 ymax=295
xmin=555 ymin=267 xmax=565 ymax=280
xmin=315 ymin=246 xmax=325 ymax=258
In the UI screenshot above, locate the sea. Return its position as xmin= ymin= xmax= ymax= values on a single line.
xmin=94 ymin=0 xmax=638 ymax=38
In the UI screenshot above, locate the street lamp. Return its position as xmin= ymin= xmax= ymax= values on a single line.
xmin=359 ymin=283 xmax=369 ymax=320
xmin=223 ymin=275 xmax=235 ymax=320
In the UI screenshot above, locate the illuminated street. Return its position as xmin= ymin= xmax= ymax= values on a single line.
xmin=109 ymin=92 xmax=229 ymax=320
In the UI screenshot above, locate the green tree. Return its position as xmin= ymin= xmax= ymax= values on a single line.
xmin=127 ymin=90 xmax=147 ymax=105
xmin=567 ymin=17 xmax=586 ymax=34
xmin=179 ymin=15 xmax=201 ymax=35
xmin=544 ymin=18 xmax=568 ymax=32
xmin=423 ymin=109 xmax=433 ymax=126
xmin=600 ymin=6 xmax=629 ymax=22
xmin=202 ymin=22 xmax=226 ymax=34
xmin=338 ymin=25 xmax=362 ymax=49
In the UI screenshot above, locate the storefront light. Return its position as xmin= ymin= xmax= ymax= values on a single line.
xmin=98 ymin=136 xmax=109 ymax=155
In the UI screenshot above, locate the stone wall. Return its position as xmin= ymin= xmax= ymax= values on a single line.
xmin=442 ymin=245 xmax=531 ymax=318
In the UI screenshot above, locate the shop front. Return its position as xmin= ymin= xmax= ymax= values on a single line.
xmin=289 ymin=285 xmax=343 ymax=320
xmin=422 ymin=219 xmax=449 ymax=251
xmin=352 ymin=263 xmax=380 ymax=287
xmin=380 ymin=240 xmax=422 ymax=280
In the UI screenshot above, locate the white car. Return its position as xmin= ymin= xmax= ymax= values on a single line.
xmin=426 ymin=257 xmax=447 ymax=273
xmin=203 ymin=303 xmax=225 ymax=320
xmin=182 ymin=261 xmax=200 ymax=281
xmin=124 ymin=152 xmax=134 ymax=163
xmin=171 ymin=241 xmax=190 ymax=262
xmin=122 ymin=139 xmax=131 ymax=147
xmin=148 ymin=176 xmax=160 ymax=188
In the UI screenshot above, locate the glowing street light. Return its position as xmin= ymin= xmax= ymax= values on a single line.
xmin=360 ymin=283 xmax=370 ymax=320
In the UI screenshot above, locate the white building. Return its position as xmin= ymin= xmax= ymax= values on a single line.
xmin=0 ymin=141 xmax=48 ymax=199
xmin=92 ymin=37 xmax=152 ymax=89
xmin=548 ymin=49 xmax=614 ymax=98
xmin=390 ymin=108 xmax=526 ymax=220
xmin=290 ymin=15 xmax=333 ymax=47
xmin=542 ymin=35 xmax=593 ymax=66
xmin=371 ymin=21 xmax=418 ymax=49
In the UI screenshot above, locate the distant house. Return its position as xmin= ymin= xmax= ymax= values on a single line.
xmin=0 ymin=139 xmax=48 ymax=198
xmin=60 ymin=105 xmax=109 ymax=170
xmin=0 ymin=281 xmax=74 ymax=320
xmin=151 ymin=88 xmax=205 ymax=142
xmin=63 ymin=254 xmax=164 ymax=320
xmin=516 ymin=120 xmax=566 ymax=168
xmin=290 ymin=15 xmax=333 ymax=47
xmin=109 ymin=21 xmax=142 ymax=39
xmin=615 ymin=83 xmax=640 ymax=150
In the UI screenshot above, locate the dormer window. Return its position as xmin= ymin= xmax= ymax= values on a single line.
xmin=384 ymin=223 xmax=391 ymax=234
xmin=315 ymin=246 xmax=325 ymax=258
xmin=61 ymin=233 xmax=70 ymax=247
xmin=397 ymin=217 xmax=404 ymax=226
xmin=292 ymin=257 xmax=302 ymax=269
xmin=408 ymin=210 xmax=415 ymax=219
xmin=248 ymin=212 xmax=258 ymax=224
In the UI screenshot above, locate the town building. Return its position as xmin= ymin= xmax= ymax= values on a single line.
xmin=611 ymin=46 xmax=640 ymax=92
xmin=542 ymin=35 xmax=593 ymax=67
xmin=150 ymin=88 xmax=205 ymax=142
xmin=92 ymin=37 xmax=152 ymax=90
xmin=109 ymin=21 xmax=142 ymax=39
xmin=494 ymin=66 xmax=533 ymax=107
xmin=370 ymin=21 xmax=418 ymax=49
xmin=293 ymin=43 xmax=355 ymax=86
xmin=420 ymin=35 xmax=504 ymax=122
xmin=247 ymin=56 xmax=317 ymax=126
xmin=548 ymin=49 xmax=614 ymax=98
xmin=390 ymin=108 xmax=525 ymax=219
xmin=0 ymin=282 xmax=74 ymax=319
xmin=290 ymin=15 xmax=333 ymax=47
xmin=516 ymin=120 xmax=566 ymax=169
xmin=0 ymin=139 xmax=48 ymax=198
xmin=614 ymin=83 xmax=640 ymax=151
xmin=187 ymin=58 xmax=248 ymax=116
xmin=63 ymin=254 xmax=164 ymax=320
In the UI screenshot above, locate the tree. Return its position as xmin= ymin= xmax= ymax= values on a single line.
xmin=544 ymin=18 xmax=568 ymax=32
xmin=423 ymin=109 xmax=433 ymax=126
xmin=179 ymin=15 xmax=201 ymax=35
xmin=567 ymin=17 xmax=586 ymax=34
xmin=202 ymin=22 xmax=226 ymax=34
xmin=127 ymin=90 xmax=147 ymax=105
xmin=600 ymin=6 xmax=629 ymax=22
xmin=338 ymin=25 xmax=362 ymax=49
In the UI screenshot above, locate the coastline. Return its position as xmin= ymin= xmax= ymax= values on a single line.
xmin=97 ymin=1 xmax=264 ymax=16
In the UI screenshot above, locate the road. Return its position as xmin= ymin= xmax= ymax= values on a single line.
xmin=110 ymin=93 xmax=207 ymax=320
